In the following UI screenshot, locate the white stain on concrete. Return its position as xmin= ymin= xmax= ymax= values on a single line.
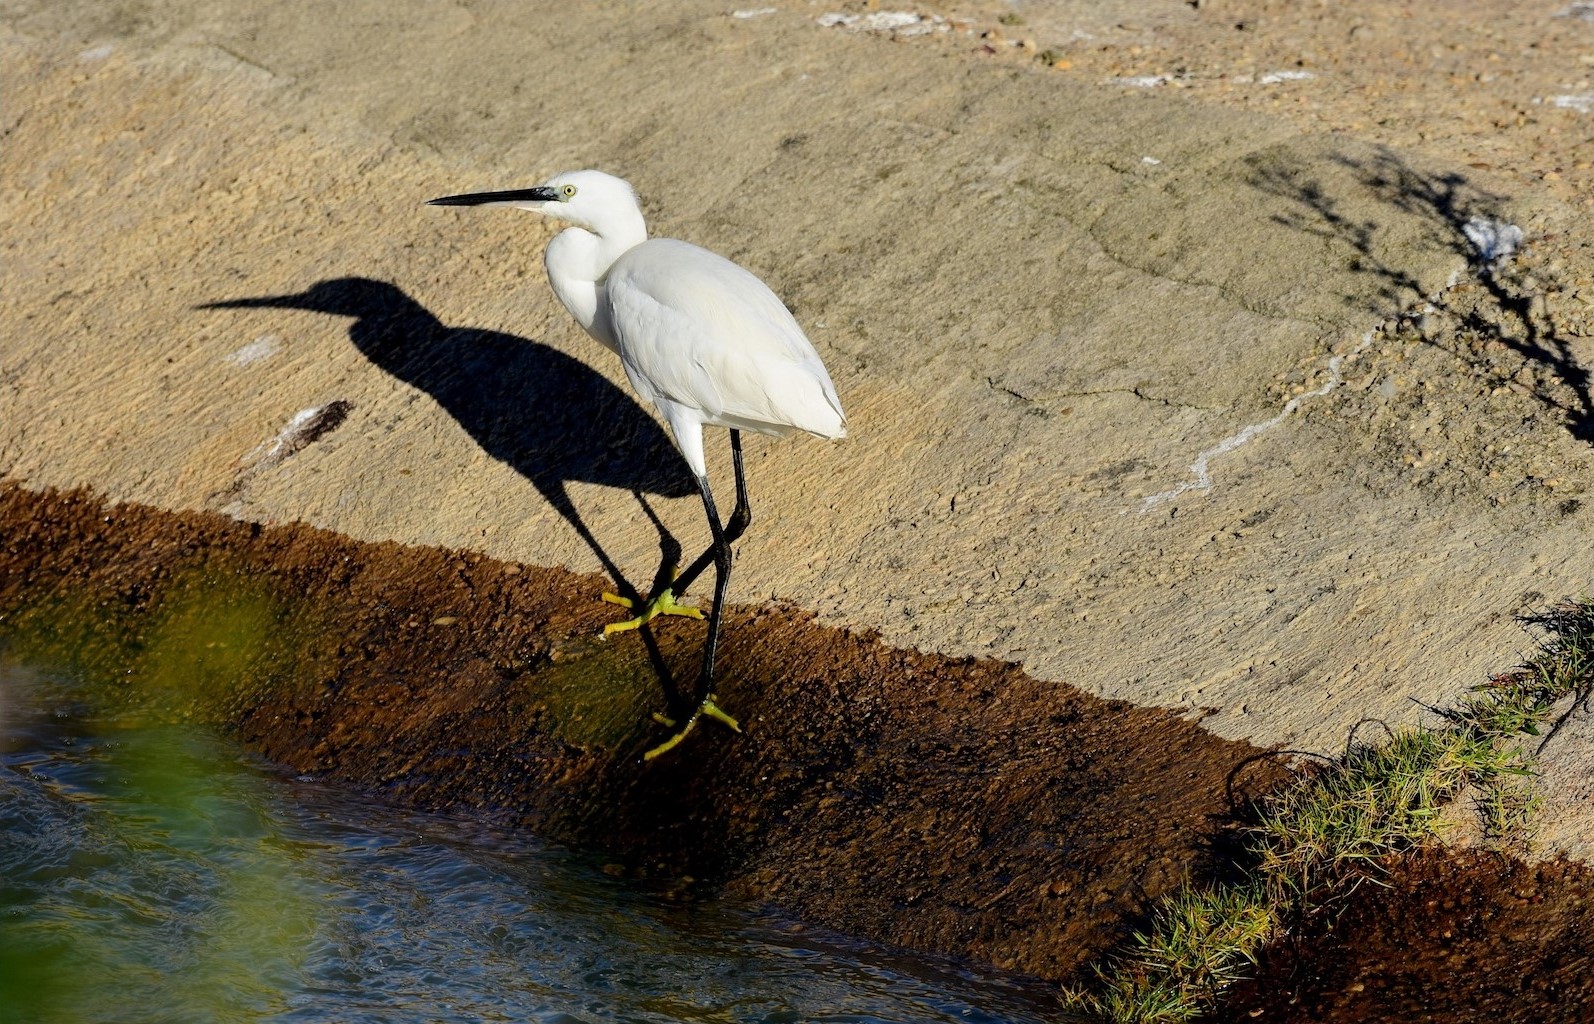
xmin=1137 ymin=258 xmax=1486 ymax=514
xmin=818 ymin=12 xmax=948 ymax=36
xmin=224 ymin=334 xmax=283 ymax=366
xmin=1110 ymin=74 xmax=1172 ymax=88
xmin=1462 ymin=217 xmax=1523 ymax=265
xmin=1136 ymin=338 xmax=1369 ymax=513
xmin=1259 ymin=70 xmax=1316 ymax=85
xmin=1135 ymin=191 xmax=1527 ymax=515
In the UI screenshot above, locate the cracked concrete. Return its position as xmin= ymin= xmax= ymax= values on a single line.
xmin=2 ymin=0 xmax=1592 ymax=859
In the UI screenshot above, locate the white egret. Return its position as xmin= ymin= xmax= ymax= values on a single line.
xmin=428 ymin=170 xmax=846 ymax=758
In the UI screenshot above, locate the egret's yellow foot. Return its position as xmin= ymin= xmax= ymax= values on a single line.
xmin=601 ymin=587 xmax=704 ymax=636
xmin=642 ymin=695 xmax=741 ymax=760
xmin=699 ymin=699 xmax=741 ymax=731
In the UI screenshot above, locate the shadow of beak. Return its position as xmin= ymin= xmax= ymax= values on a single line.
xmin=197 ymin=294 xmax=306 ymax=311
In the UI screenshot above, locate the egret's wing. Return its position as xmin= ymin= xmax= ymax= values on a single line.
xmin=604 ymin=239 xmax=845 ymax=438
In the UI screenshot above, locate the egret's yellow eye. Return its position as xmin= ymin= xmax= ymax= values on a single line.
xmin=561 ymin=184 xmax=577 ymax=199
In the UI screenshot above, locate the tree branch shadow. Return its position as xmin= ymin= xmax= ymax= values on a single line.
xmin=1249 ymin=146 xmax=1593 ymax=442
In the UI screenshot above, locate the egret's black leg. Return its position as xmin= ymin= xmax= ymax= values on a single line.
xmin=665 ymin=429 xmax=750 ymax=599
xmin=604 ymin=431 xmax=750 ymax=635
xmin=599 ymin=479 xmax=712 ymax=634
xmin=724 ymin=429 xmax=752 ymax=540
xmin=695 ymin=474 xmax=732 ymax=698
xmin=642 ymin=465 xmax=744 ymax=759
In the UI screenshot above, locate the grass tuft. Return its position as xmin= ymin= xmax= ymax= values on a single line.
xmin=1067 ymin=887 xmax=1274 ymax=1023
xmin=1252 ymin=727 xmax=1497 ymax=900
xmin=1064 ymin=599 xmax=1594 ymax=1023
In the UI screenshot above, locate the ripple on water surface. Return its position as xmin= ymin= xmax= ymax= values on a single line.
xmin=0 ymin=657 xmax=1070 ymax=1023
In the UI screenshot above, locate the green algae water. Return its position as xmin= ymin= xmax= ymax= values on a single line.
xmin=0 ymin=656 xmax=1068 ymax=1023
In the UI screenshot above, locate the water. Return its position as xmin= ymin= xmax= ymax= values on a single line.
xmin=0 ymin=658 xmax=1067 ymax=1024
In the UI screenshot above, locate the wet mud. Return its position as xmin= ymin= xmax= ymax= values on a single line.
xmin=0 ymin=483 xmax=1281 ymax=983
xmin=1215 ymin=850 xmax=1594 ymax=1024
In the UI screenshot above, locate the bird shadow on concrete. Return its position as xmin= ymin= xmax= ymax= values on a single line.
xmin=1248 ymin=146 xmax=1594 ymax=443
xmin=201 ymin=277 xmax=700 ymax=612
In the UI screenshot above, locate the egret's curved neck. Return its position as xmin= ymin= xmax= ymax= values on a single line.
xmin=544 ymin=213 xmax=646 ymax=353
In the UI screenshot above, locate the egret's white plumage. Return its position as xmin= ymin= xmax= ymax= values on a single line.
xmin=428 ymin=168 xmax=845 ymax=757
xmin=606 ymin=237 xmax=846 ymax=475
xmin=432 ymin=170 xmax=844 ymax=476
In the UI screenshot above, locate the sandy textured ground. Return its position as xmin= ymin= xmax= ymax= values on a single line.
xmin=3 ymin=0 xmax=1592 ymax=861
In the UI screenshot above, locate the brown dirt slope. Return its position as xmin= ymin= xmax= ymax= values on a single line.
xmin=1216 ymin=850 xmax=1594 ymax=1024
xmin=0 ymin=483 xmax=1286 ymax=982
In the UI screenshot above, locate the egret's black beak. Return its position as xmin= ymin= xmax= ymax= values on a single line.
xmin=427 ymin=186 xmax=560 ymax=207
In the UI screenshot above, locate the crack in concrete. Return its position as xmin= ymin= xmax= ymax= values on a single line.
xmin=987 ymin=377 xmax=1208 ymax=411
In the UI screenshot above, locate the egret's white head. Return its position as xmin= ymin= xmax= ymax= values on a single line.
xmin=428 ymin=169 xmax=645 ymax=238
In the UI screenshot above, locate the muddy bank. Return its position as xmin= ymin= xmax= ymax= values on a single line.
xmin=1215 ymin=850 xmax=1594 ymax=1024
xmin=0 ymin=482 xmax=1288 ymax=982
xmin=8 ymin=482 xmax=1594 ymax=1011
